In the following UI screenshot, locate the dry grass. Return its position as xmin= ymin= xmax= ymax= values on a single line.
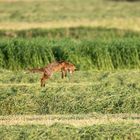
xmin=0 ymin=0 xmax=36 ymax=1
xmin=0 ymin=82 xmax=98 ymax=88
xmin=0 ymin=114 xmax=140 ymax=127
xmin=0 ymin=18 xmax=140 ymax=31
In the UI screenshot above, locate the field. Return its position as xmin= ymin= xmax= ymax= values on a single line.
xmin=0 ymin=0 xmax=140 ymax=31
xmin=0 ymin=0 xmax=140 ymax=139
xmin=0 ymin=69 xmax=140 ymax=139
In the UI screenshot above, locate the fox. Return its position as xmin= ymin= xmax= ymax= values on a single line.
xmin=28 ymin=61 xmax=76 ymax=87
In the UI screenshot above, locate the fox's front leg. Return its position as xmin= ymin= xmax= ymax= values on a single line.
xmin=64 ymin=70 xmax=67 ymax=77
xmin=61 ymin=70 xmax=65 ymax=79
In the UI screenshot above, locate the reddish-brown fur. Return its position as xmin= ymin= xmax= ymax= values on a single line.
xmin=28 ymin=61 xmax=76 ymax=87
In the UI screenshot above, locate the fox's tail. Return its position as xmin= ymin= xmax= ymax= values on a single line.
xmin=26 ymin=68 xmax=45 ymax=73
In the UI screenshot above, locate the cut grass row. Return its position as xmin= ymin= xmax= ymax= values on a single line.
xmin=0 ymin=114 xmax=140 ymax=126
xmin=0 ymin=123 xmax=140 ymax=140
xmin=0 ymin=70 xmax=140 ymax=115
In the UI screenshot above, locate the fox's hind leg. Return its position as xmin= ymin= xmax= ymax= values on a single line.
xmin=41 ymin=73 xmax=49 ymax=87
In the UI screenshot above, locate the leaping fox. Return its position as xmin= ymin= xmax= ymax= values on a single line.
xmin=28 ymin=61 xmax=76 ymax=87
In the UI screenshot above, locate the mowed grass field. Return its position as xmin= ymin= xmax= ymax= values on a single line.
xmin=0 ymin=69 xmax=140 ymax=139
xmin=0 ymin=69 xmax=140 ymax=115
xmin=0 ymin=0 xmax=140 ymax=139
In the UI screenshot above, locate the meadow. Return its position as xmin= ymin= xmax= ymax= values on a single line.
xmin=0 ymin=0 xmax=140 ymax=139
xmin=0 ymin=0 xmax=140 ymax=31
xmin=1 ymin=0 xmax=140 ymax=22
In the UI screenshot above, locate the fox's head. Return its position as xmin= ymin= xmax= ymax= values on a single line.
xmin=67 ymin=64 xmax=76 ymax=74
xmin=60 ymin=61 xmax=76 ymax=74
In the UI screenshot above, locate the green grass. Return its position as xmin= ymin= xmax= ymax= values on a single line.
xmin=0 ymin=70 xmax=140 ymax=115
xmin=0 ymin=123 xmax=140 ymax=140
xmin=0 ymin=27 xmax=140 ymax=70
xmin=0 ymin=34 xmax=140 ymax=70
xmin=0 ymin=27 xmax=140 ymax=71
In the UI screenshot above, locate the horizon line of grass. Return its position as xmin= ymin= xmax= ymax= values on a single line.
xmin=0 ymin=26 xmax=140 ymax=39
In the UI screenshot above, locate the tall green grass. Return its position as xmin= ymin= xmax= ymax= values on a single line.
xmin=0 ymin=36 xmax=140 ymax=70
xmin=0 ymin=38 xmax=55 ymax=69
